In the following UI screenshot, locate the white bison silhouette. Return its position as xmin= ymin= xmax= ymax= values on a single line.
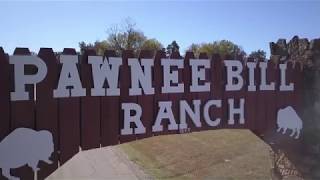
xmin=0 ymin=128 xmax=54 ymax=180
xmin=277 ymin=106 xmax=303 ymax=139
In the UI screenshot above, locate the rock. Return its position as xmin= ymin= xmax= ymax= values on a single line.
xmin=270 ymin=39 xmax=288 ymax=57
xmin=270 ymin=55 xmax=280 ymax=64
xmin=277 ymin=39 xmax=287 ymax=50
xmin=288 ymin=36 xmax=300 ymax=62
xmin=312 ymin=53 xmax=320 ymax=69
xmin=310 ymin=39 xmax=320 ymax=52
xmin=298 ymin=38 xmax=309 ymax=55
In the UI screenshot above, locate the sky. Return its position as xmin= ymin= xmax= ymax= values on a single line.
xmin=0 ymin=1 xmax=319 ymax=56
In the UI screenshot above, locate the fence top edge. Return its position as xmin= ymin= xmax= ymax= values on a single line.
xmin=13 ymin=48 xmax=31 ymax=55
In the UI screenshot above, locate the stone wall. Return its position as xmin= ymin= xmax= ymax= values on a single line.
xmin=270 ymin=36 xmax=320 ymax=68
xmin=270 ymin=36 xmax=320 ymax=179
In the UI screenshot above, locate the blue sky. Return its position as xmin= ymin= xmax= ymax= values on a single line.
xmin=0 ymin=1 xmax=319 ymax=56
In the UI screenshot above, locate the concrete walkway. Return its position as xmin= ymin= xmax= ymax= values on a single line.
xmin=47 ymin=146 xmax=149 ymax=180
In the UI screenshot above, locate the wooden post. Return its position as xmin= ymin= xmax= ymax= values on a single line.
xmin=245 ymin=58 xmax=258 ymax=131
xmin=10 ymin=48 xmax=35 ymax=180
xmin=167 ymin=51 xmax=183 ymax=134
xmin=0 ymin=47 xmax=11 ymax=180
xmin=137 ymin=50 xmax=154 ymax=139
xmin=210 ymin=54 xmax=224 ymax=130
xmin=153 ymin=50 xmax=168 ymax=136
xmin=36 ymin=48 xmax=59 ymax=180
xmin=101 ymin=50 xmax=120 ymax=146
xmin=182 ymin=52 xmax=196 ymax=132
xmin=80 ymin=49 xmax=101 ymax=150
xmin=0 ymin=47 xmax=10 ymax=141
xmin=198 ymin=52 xmax=213 ymax=131
xmin=119 ymin=50 xmax=137 ymax=143
xmin=58 ymin=48 xmax=81 ymax=164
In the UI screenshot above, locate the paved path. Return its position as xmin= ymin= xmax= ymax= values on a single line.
xmin=47 ymin=146 xmax=149 ymax=180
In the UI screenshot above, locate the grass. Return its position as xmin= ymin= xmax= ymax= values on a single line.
xmin=119 ymin=129 xmax=273 ymax=180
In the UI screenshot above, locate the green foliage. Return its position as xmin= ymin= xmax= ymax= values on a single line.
xmin=107 ymin=18 xmax=146 ymax=51
xmin=140 ymin=38 xmax=164 ymax=52
xmin=79 ymin=18 xmax=148 ymax=55
xmin=166 ymin=40 xmax=180 ymax=56
xmin=248 ymin=49 xmax=266 ymax=60
xmin=188 ymin=40 xmax=246 ymax=59
xmin=79 ymin=40 xmax=110 ymax=56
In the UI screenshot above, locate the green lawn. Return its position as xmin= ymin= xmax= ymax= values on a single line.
xmin=120 ymin=129 xmax=273 ymax=180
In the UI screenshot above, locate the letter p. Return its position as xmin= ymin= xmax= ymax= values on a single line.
xmin=10 ymin=55 xmax=47 ymax=101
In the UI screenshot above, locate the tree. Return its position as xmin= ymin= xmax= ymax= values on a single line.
xmin=188 ymin=43 xmax=200 ymax=57
xmin=248 ymin=49 xmax=266 ymax=61
xmin=107 ymin=18 xmax=146 ymax=52
xmin=79 ymin=18 xmax=154 ymax=55
xmin=79 ymin=41 xmax=94 ymax=54
xmin=79 ymin=40 xmax=110 ymax=55
xmin=166 ymin=40 xmax=180 ymax=56
xmin=140 ymin=38 xmax=164 ymax=52
xmin=187 ymin=40 xmax=246 ymax=59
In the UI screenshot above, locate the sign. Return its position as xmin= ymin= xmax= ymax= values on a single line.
xmin=0 ymin=48 xmax=304 ymax=180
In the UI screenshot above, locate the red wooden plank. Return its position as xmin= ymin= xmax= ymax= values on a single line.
xmin=182 ymin=52 xmax=196 ymax=132
xmin=245 ymin=58 xmax=258 ymax=131
xmin=153 ymin=50 xmax=169 ymax=136
xmin=293 ymin=62 xmax=303 ymax=117
xmin=36 ymin=48 xmax=59 ymax=180
xmin=0 ymin=48 xmax=11 ymax=180
xmin=0 ymin=47 xmax=10 ymax=141
xmin=167 ymin=51 xmax=183 ymax=135
xmin=58 ymin=48 xmax=81 ymax=164
xmin=210 ymin=54 xmax=224 ymax=130
xmin=276 ymin=62 xmax=290 ymax=113
xmin=265 ymin=61 xmax=279 ymax=136
xmin=80 ymin=49 xmax=101 ymax=150
xmin=119 ymin=50 xmax=137 ymax=143
xmin=101 ymin=50 xmax=120 ymax=146
xmin=285 ymin=62 xmax=295 ymax=106
xmin=198 ymin=52 xmax=214 ymax=131
xmin=137 ymin=50 xmax=154 ymax=139
xmin=255 ymin=60 xmax=268 ymax=136
xmin=10 ymin=48 xmax=35 ymax=180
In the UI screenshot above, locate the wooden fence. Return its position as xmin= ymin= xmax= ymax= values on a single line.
xmin=0 ymin=47 xmax=303 ymax=180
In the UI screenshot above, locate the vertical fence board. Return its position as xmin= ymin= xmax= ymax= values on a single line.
xmin=0 ymin=48 xmax=11 ymax=180
xmin=153 ymin=50 xmax=168 ymax=136
xmin=198 ymin=52 xmax=212 ymax=130
xmin=293 ymin=62 xmax=303 ymax=116
xmin=245 ymin=58 xmax=257 ymax=131
xmin=80 ymin=49 xmax=101 ymax=150
xmin=221 ymin=55 xmax=229 ymax=129
xmin=276 ymin=63 xmax=288 ymax=110
xmin=0 ymin=48 xmax=10 ymax=141
xmin=182 ymin=52 xmax=196 ymax=132
xmin=211 ymin=54 xmax=224 ymax=130
xmin=167 ymin=52 xmax=183 ymax=134
xmin=36 ymin=48 xmax=59 ymax=180
xmin=254 ymin=60 xmax=267 ymax=136
xmin=58 ymin=48 xmax=81 ymax=164
xmin=285 ymin=62 xmax=295 ymax=107
xmin=119 ymin=50 xmax=137 ymax=143
xmin=101 ymin=50 xmax=120 ymax=146
xmin=137 ymin=50 xmax=154 ymax=139
xmin=265 ymin=61 xmax=280 ymax=135
xmin=10 ymin=48 xmax=35 ymax=180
